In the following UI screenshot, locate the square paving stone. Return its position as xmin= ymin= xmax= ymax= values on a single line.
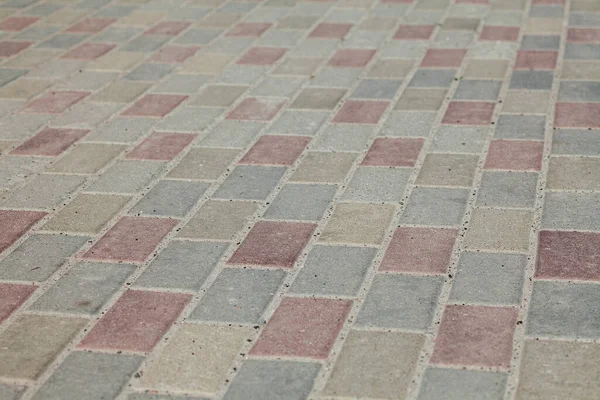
xmin=268 ymin=110 xmax=330 ymax=136
xmin=85 ymin=117 xmax=155 ymax=143
xmin=417 ymin=153 xmax=479 ymax=187
xmin=265 ymin=183 xmax=336 ymax=221
xmin=49 ymin=143 xmax=126 ymax=174
xmin=342 ymin=167 xmax=411 ymax=202
xmin=400 ymin=187 xmax=470 ymax=226
xmin=363 ymin=138 xmax=424 ymax=167
xmin=510 ymin=70 xmax=554 ymax=89
xmin=290 ymin=152 xmax=357 ymax=183
xmin=351 ymin=79 xmax=402 ymax=99
xmin=409 ymin=69 xmax=456 ymax=87
xmin=291 ymin=88 xmax=347 ymax=110
xmin=313 ymin=124 xmax=374 ymax=152
xmin=130 ymin=180 xmax=209 ymax=217
xmin=547 ymin=156 xmax=600 ymax=190
xmin=465 ymin=208 xmax=532 ymax=251
xmin=87 ymin=160 xmax=165 ymax=194
xmin=536 ymin=230 xmax=600 ymax=281
xmin=542 ymin=191 xmax=600 ymax=231
xmin=431 ymin=125 xmax=489 ymax=153
xmin=495 ymin=115 xmax=546 ymax=140
xmin=190 ymin=84 xmax=248 ymax=107
xmin=320 ymin=203 xmax=395 ymax=245
xmin=521 ymin=35 xmax=560 ymax=50
xmin=213 ymin=165 xmax=285 ymax=200
xmin=464 ymin=59 xmax=509 ymax=79
xmin=502 ymin=90 xmax=550 ymax=113
xmin=367 ymin=59 xmax=414 ymax=78
xmin=200 ymin=120 xmax=265 ymax=148
xmin=380 ymin=111 xmax=437 ymax=137
xmin=552 ymin=129 xmax=600 ymax=155
xmin=485 ymin=140 xmax=543 ymax=171
xmin=168 ymin=148 xmax=240 ymax=180
xmin=239 ymin=135 xmax=310 ymax=166
xmin=418 ymin=368 xmax=507 ymax=400
xmin=395 ymin=88 xmax=447 ymax=111
xmin=454 ymin=80 xmax=502 ymax=100
xmin=124 ymin=63 xmax=175 ymax=81
xmin=1 ymin=174 xmax=85 ymax=210
xmin=155 ymin=107 xmax=222 ymax=132
xmin=178 ymin=200 xmax=258 ymax=240
xmin=309 ymin=67 xmax=362 ymax=87
xmin=477 ymin=171 xmax=538 ymax=208
xmin=251 ymin=76 xmax=305 ymax=97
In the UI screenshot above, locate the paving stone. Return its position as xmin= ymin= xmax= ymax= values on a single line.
xmin=465 ymin=208 xmax=532 ymax=251
xmin=555 ymin=102 xmax=600 ymax=128
xmin=87 ymin=160 xmax=165 ymax=194
xmin=417 ymin=153 xmax=479 ymax=187
xmin=130 ymin=180 xmax=208 ymax=217
xmin=313 ymin=124 xmax=373 ymax=151
xmin=409 ymin=68 xmax=456 ymax=87
xmin=395 ymin=88 xmax=447 ymax=111
xmin=522 ymin=35 xmax=560 ymax=50
xmin=168 ymin=147 xmax=239 ymax=180
xmin=122 ymin=94 xmax=187 ymax=117
xmin=11 ymin=127 xmax=89 ymax=155
xmin=49 ymin=143 xmax=125 ymax=174
xmin=510 ymin=70 xmax=554 ymax=90
xmin=419 ymin=368 xmax=507 ymax=400
xmin=552 ymin=129 xmax=600 ymax=155
xmin=363 ymin=138 xmax=424 ymax=166
xmin=190 ymin=84 xmax=248 ymax=107
xmin=368 ymin=59 xmax=414 ymax=78
xmin=268 ymin=110 xmax=330 ymax=136
xmin=342 ymin=167 xmax=411 ymax=202
xmin=400 ymin=187 xmax=470 ymax=226
xmin=127 ymin=132 xmax=196 ymax=161
xmin=272 ymin=57 xmax=321 ymax=76
xmin=309 ymin=66 xmax=362 ymax=87
xmin=431 ymin=125 xmax=488 ymax=153
xmin=1 ymin=174 xmax=85 ymax=210
xmin=0 ymin=283 xmax=36 ymax=323
xmin=463 ymin=59 xmax=509 ymax=79
xmin=477 ymin=171 xmax=538 ymax=208
xmin=542 ymin=191 xmax=600 ymax=231
xmin=291 ymin=87 xmax=346 ymax=110
xmin=290 ymin=151 xmax=357 ymax=183
xmin=352 ymin=79 xmax=402 ymax=99
xmin=495 ymin=115 xmax=546 ymax=140
xmin=214 ymin=165 xmax=285 ymax=200
xmin=380 ymin=111 xmax=437 ymax=137
xmin=561 ymin=60 xmax=600 ymax=80
xmin=178 ymin=200 xmax=257 ymax=240
xmin=320 ymin=203 xmax=395 ymax=245
xmin=502 ymin=89 xmax=550 ymax=113
xmin=454 ymin=80 xmax=502 ymax=100
xmin=239 ymin=135 xmax=310 ymax=166
xmin=485 ymin=140 xmax=544 ymax=171
xmin=227 ymin=97 xmax=284 ymax=121
xmin=265 ymin=183 xmax=336 ymax=221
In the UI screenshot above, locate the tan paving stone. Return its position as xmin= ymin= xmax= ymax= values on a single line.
xmin=167 ymin=147 xmax=240 ymax=180
xmin=320 ymin=203 xmax=395 ymax=245
xmin=502 ymin=90 xmax=549 ymax=114
xmin=465 ymin=208 xmax=532 ymax=251
xmin=0 ymin=79 xmax=53 ymax=99
xmin=547 ymin=157 xmax=600 ymax=190
xmin=290 ymin=151 xmax=357 ymax=183
xmin=86 ymin=52 xmax=145 ymax=71
xmin=90 ymin=81 xmax=151 ymax=103
xmin=178 ymin=200 xmax=258 ymax=240
xmin=417 ymin=153 xmax=479 ymax=187
xmin=180 ymin=53 xmax=234 ymax=74
xmin=49 ymin=143 xmax=127 ymax=174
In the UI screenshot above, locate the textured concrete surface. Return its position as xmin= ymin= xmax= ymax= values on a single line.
xmin=0 ymin=0 xmax=599 ymax=399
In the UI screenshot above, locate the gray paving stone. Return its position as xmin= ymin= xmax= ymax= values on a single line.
xmin=156 ymin=107 xmax=222 ymax=133
xmin=569 ymin=13 xmax=600 ymax=26
xmin=380 ymin=111 xmax=437 ymax=137
xmin=0 ymin=114 xmax=50 ymax=140
xmin=56 ymin=70 xmax=119 ymax=91
xmin=30 ymin=262 xmax=135 ymax=314
xmin=486 ymin=11 xmax=523 ymax=26
xmin=124 ymin=63 xmax=175 ymax=81
xmin=290 ymin=245 xmax=376 ymax=296
xmin=450 ymin=252 xmax=526 ymax=305
xmin=529 ymin=5 xmax=564 ymax=18
xmin=0 ymin=157 xmax=49 ymax=191
xmin=409 ymin=69 xmax=456 ymax=88
xmin=128 ymin=394 xmax=208 ymax=400
xmin=400 ymin=187 xmax=470 ymax=226
xmin=50 ymin=103 xmax=123 ymax=129
xmin=418 ymin=368 xmax=507 ymax=400
xmin=251 ymin=76 xmax=305 ymax=97
xmin=213 ymin=165 xmax=285 ymax=200
xmin=268 ymin=110 xmax=330 ymax=136
xmin=406 ymin=10 xmax=445 ymax=24
xmin=342 ymin=30 xmax=388 ymax=49
xmin=37 ymin=34 xmax=87 ymax=49
xmin=470 ymin=42 xmax=518 ymax=59
xmin=87 ymin=160 xmax=165 ymax=194
xmin=153 ymin=74 xmax=210 ymax=94
xmin=433 ymin=31 xmax=474 ymax=49
xmin=289 ymin=39 xmax=338 ymax=58
xmin=495 ymin=115 xmax=546 ymax=140
xmin=26 ymin=3 xmax=62 ymax=15
xmin=527 ymin=281 xmax=600 ymax=339
xmin=190 ymin=268 xmax=285 ymax=323
xmin=454 ymin=80 xmax=502 ymax=100
xmin=200 ymin=120 xmax=265 ymax=148
xmin=135 ymin=241 xmax=227 ymax=291
xmin=174 ymin=29 xmax=224 ymax=45
xmin=559 ymin=81 xmax=600 ymax=102
xmin=223 ymin=360 xmax=320 ymax=400
xmin=565 ymin=44 xmax=600 ymax=60
xmin=14 ymin=26 xmax=60 ymax=41
xmin=121 ymin=35 xmax=170 ymax=52
xmin=342 ymin=167 xmax=411 ymax=202
xmin=218 ymin=65 xmax=268 ymax=85
xmin=356 ymin=274 xmax=443 ymax=331
xmin=94 ymin=5 xmax=136 ymax=18
xmin=477 ymin=171 xmax=538 ymax=208
xmin=352 ymin=79 xmax=402 ymax=99
xmin=431 ymin=126 xmax=488 ymax=153
xmin=1 ymin=174 xmax=85 ymax=210
xmin=85 ymin=117 xmax=156 ymax=143
xmin=380 ymin=41 xmax=429 ymax=59
xmin=257 ymin=30 xmax=304 ymax=47
xmin=521 ymin=35 xmax=560 ymax=50
xmin=264 ymin=183 xmax=336 ymax=221
xmin=0 ymin=384 xmax=24 ymax=400
xmin=510 ymin=71 xmax=554 ymax=90
xmin=309 ymin=67 xmax=362 ymax=88
xmin=313 ymin=125 xmax=374 ymax=152
xmin=0 ymin=234 xmax=88 ymax=282
xmin=92 ymin=27 xmax=142 ymax=42
xmin=542 ymin=191 xmax=600 ymax=231
xmin=130 ymin=180 xmax=209 ymax=217
xmin=32 ymin=352 xmax=143 ymax=400
xmin=552 ymin=129 xmax=600 ymax=155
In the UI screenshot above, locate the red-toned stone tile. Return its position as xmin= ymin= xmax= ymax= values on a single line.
xmin=82 ymin=216 xmax=177 ymax=263
xmin=479 ymin=26 xmax=520 ymax=41
xmin=0 ymin=41 xmax=31 ymax=57
xmin=421 ymin=49 xmax=466 ymax=68
xmin=515 ymin=50 xmax=557 ymax=70
xmin=78 ymin=290 xmax=191 ymax=352
xmin=228 ymin=221 xmax=317 ymax=268
xmin=0 ymin=210 xmax=46 ymax=254
xmin=567 ymin=29 xmax=600 ymax=43
xmin=362 ymin=137 xmax=424 ymax=167
xmin=0 ymin=17 xmax=39 ymax=32
xmin=239 ymin=135 xmax=310 ymax=166
xmin=126 ymin=131 xmax=196 ymax=161
xmin=227 ymin=97 xmax=285 ymax=121
xmin=309 ymin=23 xmax=353 ymax=39
xmin=20 ymin=91 xmax=88 ymax=114
xmin=442 ymin=101 xmax=495 ymax=125
xmin=332 ymin=100 xmax=388 ymax=124
xmin=431 ymin=305 xmax=517 ymax=367
xmin=393 ymin=25 xmax=435 ymax=40
xmin=484 ymin=140 xmax=543 ymax=171
xmin=10 ymin=128 xmax=89 ymax=156
xmin=121 ymin=94 xmax=187 ymax=117
xmin=150 ymin=45 xmax=199 ymax=63
xmin=145 ymin=21 xmax=191 ymax=36
xmin=328 ymin=49 xmax=376 ymax=68
xmin=65 ymin=18 xmax=115 ymax=33
xmin=62 ymin=43 xmax=115 ymax=60
xmin=226 ymin=22 xmax=272 ymax=37
xmin=237 ymin=47 xmax=286 ymax=65
xmin=380 ymin=227 xmax=458 ymax=274
xmin=0 ymin=283 xmax=36 ymax=323
xmin=555 ymin=103 xmax=600 ymax=128
xmin=537 ymin=231 xmax=600 ymax=281
xmin=250 ymin=297 xmax=352 ymax=359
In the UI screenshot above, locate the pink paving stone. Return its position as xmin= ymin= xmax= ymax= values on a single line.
xmin=0 ymin=41 xmax=31 ymax=57
xmin=65 ymin=18 xmax=115 ymax=33
xmin=237 ymin=46 xmax=286 ymax=65
xmin=228 ymin=221 xmax=317 ymax=268
xmin=0 ymin=17 xmax=39 ymax=32
xmin=484 ymin=140 xmax=543 ymax=171
xmin=144 ymin=21 xmax=191 ymax=36
xmin=568 ymin=29 xmax=600 ymax=42
xmin=328 ymin=48 xmax=376 ymax=68
xmin=479 ymin=26 xmax=520 ymax=41
xmin=226 ymin=22 xmax=272 ymax=37
xmin=431 ymin=305 xmax=518 ymax=368
xmin=78 ymin=290 xmax=191 ymax=352
xmin=62 ymin=43 xmax=115 ymax=60
xmin=10 ymin=128 xmax=89 ymax=156
xmin=150 ymin=45 xmax=199 ymax=63
xmin=238 ymin=135 xmax=311 ymax=166
xmin=126 ymin=131 xmax=196 ymax=161
xmin=0 ymin=283 xmax=36 ymax=324
xmin=332 ymin=100 xmax=389 ymax=124
xmin=421 ymin=49 xmax=467 ymax=68
xmin=515 ymin=50 xmax=558 ymax=70
xmin=20 ymin=91 xmax=89 ymax=114
xmin=362 ymin=137 xmax=424 ymax=167
xmin=555 ymin=103 xmax=600 ymax=128
xmin=0 ymin=210 xmax=46 ymax=254
xmin=393 ymin=25 xmax=435 ymax=40
xmin=227 ymin=97 xmax=285 ymax=121
xmin=308 ymin=23 xmax=353 ymax=39
xmin=121 ymin=94 xmax=187 ymax=117
xmin=537 ymin=231 xmax=600 ymax=281
xmin=82 ymin=216 xmax=178 ymax=263
xmin=380 ymin=227 xmax=458 ymax=274
xmin=442 ymin=101 xmax=495 ymax=125
xmin=250 ymin=297 xmax=352 ymax=359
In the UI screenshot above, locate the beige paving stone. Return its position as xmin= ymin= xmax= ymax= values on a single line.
xmin=116 ymin=11 xmax=165 ymax=26
xmin=290 ymin=151 xmax=357 ymax=183
xmin=368 ymin=59 xmax=414 ymax=79
xmin=197 ymin=13 xmax=241 ymax=28
xmin=167 ymin=148 xmax=240 ymax=180
xmin=0 ymin=315 xmax=86 ymax=380
xmin=464 ymin=59 xmax=509 ymax=80
xmin=42 ymin=193 xmax=131 ymax=234
xmin=502 ymin=90 xmax=549 ymax=114
xmin=395 ymin=88 xmax=448 ymax=111
xmin=43 ymin=9 xmax=86 ymax=24
xmin=562 ymin=61 xmax=600 ymax=80
xmin=272 ymin=58 xmax=322 ymax=76
xmin=360 ymin=17 xmax=398 ymax=31
xmin=90 ymin=81 xmax=151 ymax=103
xmin=49 ymin=143 xmax=127 ymax=174
xmin=465 ymin=208 xmax=532 ymax=252
xmin=323 ymin=330 xmax=424 ymax=399
xmin=3 ymin=49 xmax=61 ymax=69
xmin=87 ymin=52 xmax=145 ymax=71
xmin=547 ymin=157 xmax=600 ymax=190
xmin=417 ymin=154 xmax=479 ymax=187
xmin=189 ymin=85 xmax=249 ymax=107
xmin=178 ymin=200 xmax=258 ymax=240
xmin=525 ymin=18 xmax=563 ymax=35
xmin=137 ymin=324 xmax=253 ymax=393
xmin=180 ymin=54 xmax=234 ymax=75
xmin=0 ymin=79 xmax=53 ymax=100
xmin=320 ymin=203 xmax=395 ymax=245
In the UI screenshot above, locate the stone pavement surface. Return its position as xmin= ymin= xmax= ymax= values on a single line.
xmin=0 ymin=0 xmax=599 ymax=398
